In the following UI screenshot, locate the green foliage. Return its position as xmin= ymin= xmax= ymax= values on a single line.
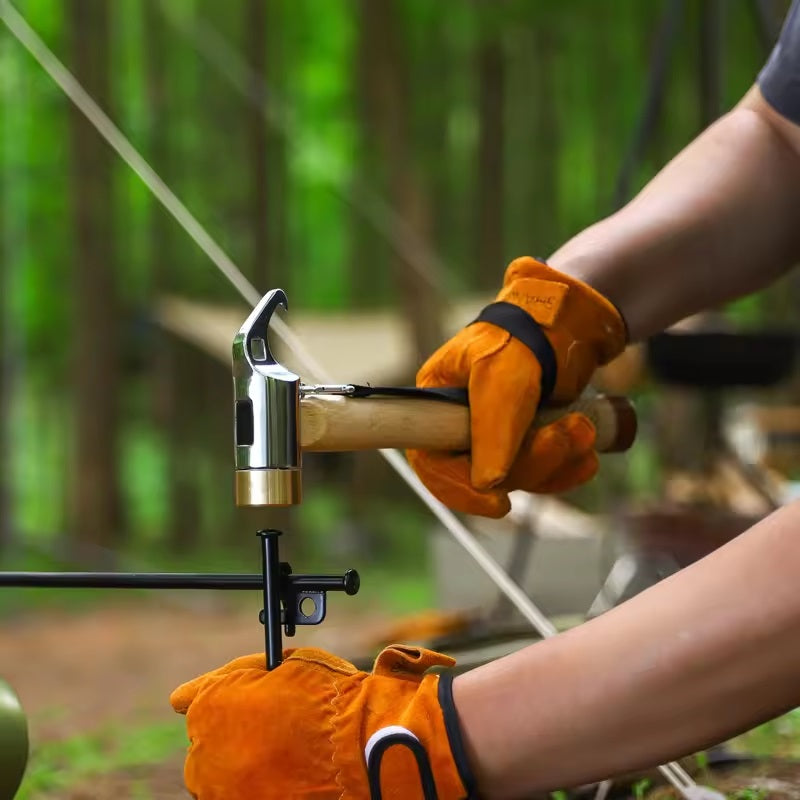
xmin=729 ymin=789 xmax=768 ymax=800
xmin=731 ymin=707 xmax=800 ymax=759
xmin=633 ymin=778 xmax=652 ymax=800
xmin=120 ymin=409 xmax=169 ymax=540
xmin=0 ymin=0 xmax=790 ymax=565
xmin=15 ymin=719 xmax=187 ymax=798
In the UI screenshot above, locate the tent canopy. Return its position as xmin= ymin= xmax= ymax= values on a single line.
xmin=154 ymin=294 xmax=494 ymax=384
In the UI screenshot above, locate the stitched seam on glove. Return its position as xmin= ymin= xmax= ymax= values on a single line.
xmin=331 ymin=675 xmax=347 ymax=800
xmin=285 ymin=649 xmax=359 ymax=676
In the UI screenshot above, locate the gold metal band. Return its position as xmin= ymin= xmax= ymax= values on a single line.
xmin=235 ymin=469 xmax=302 ymax=507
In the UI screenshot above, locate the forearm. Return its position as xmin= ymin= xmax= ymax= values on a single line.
xmin=453 ymin=500 xmax=800 ymax=799
xmin=548 ymin=88 xmax=800 ymax=340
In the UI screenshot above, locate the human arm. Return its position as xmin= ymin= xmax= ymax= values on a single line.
xmin=171 ymin=501 xmax=800 ymax=800
xmin=444 ymin=20 xmax=800 ymax=792
xmin=409 ymin=34 xmax=800 ymax=516
xmin=549 ymin=85 xmax=800 ymax=340
xmin=453 ymin=499 xmax=800 ymax=798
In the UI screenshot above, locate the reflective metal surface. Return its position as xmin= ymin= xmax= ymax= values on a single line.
xmin=235 ymin=468 xmax=302 ymax=506
xmin=0 ymin=679 xmax=28 ymax=799
xmin=299 ymin=383 xmax=356 ymax=396
xmin=232 ymin=289 xmax=302 ymax=506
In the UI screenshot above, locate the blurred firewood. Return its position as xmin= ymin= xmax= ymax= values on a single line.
xmin=728 ymin=404 xmax=800 ymax=475
xmin=475 ymin=11 xmax=505 ymax=291
xmin=663 ymin=457 xmax=783 ymax=516
xmin=369 ymin=609 xmax=474 ymax=650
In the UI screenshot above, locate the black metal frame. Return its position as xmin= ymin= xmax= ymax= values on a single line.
xmin=0 ymin=528 xmax=360 ymax=671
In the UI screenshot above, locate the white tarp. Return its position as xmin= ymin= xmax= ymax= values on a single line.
xmin=154 ymin=293 xmax=494 ymax=384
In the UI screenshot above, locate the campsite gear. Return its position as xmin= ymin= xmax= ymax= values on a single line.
xmin=585 ymin=328 xmax=800 ymax=616
xmin=647 ymin=330 xmax=797 ymax=389
xmin=0 ymin=534 xmax=361 ymax=674
xmin=0 ymin=678 xmax=28 ymax=800
xmin=170 ymin=644 xmax=475 ymax=800
xmin=408 ymin=257 xmax=630 ymax=517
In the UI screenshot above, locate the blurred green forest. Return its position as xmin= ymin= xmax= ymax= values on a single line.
xmin=0 ymin=0 xmax=794 ymax=582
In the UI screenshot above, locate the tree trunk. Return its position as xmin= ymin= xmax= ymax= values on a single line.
xmin=350 ymin=8 xmax=390 ymax=309
xmin=142 ymin=0 xmax=202 ymax=553
xmin=476 ymin=33 xmax=505 ymax=288
xmin=67 ymin=0 xmax=123 ymax=553
xmin=420 ymin=12 xmax=452 ymax=283
xmin=246 ymin=0 xmax=270 ymax=286
xmin=264 ymin=1 xmax=289 ymax=291
xmin=530 ymin=23 xmax=560 ymax=255
xmin=0 ymin=191 xmax=13 ymax=554
xmin=699 ymin=0 xmax=725 ymax=128
xmin=357 ymin=0 xmax=443 ymax=366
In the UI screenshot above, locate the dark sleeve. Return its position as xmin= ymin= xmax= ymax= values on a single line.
xmin=758 ymin=0 xmax=800 ymax=125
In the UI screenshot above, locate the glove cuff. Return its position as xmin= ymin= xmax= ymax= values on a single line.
xmin=437 ymin=672 xmax=480 ymax=799
xmin=501 ymin=256 xmax=628 ymax=360
xmin=496 ymin=256 xmax=628 ymax=400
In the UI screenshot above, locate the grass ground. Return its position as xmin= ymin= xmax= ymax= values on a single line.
xmin=5 ymin=591 xmax=800 ymax=800
xmin=17 ymin=721 xmax=187 ymax=799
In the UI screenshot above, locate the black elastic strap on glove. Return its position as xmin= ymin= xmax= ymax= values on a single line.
xmin=366 ymin=732 xmax=439 ymax=800
xmin=349 ymin=300 xmax=557 ymax=410
xmin=348 ymin=385 xmax=468 ymax=405
xmin=438 ymin=672 xmax=479 ymax=799
xmin=364 ymin=673 xmax=479 ymax=800
xmin=469 ymin=301 xmax=558 ymax=405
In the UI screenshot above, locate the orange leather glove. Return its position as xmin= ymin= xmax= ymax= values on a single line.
xmin=407 ymin=257 xmax=627 ymax=518
xmin=170 ymin=645 xmax=477 ymax=800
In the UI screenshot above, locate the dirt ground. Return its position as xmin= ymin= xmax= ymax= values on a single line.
xmin=25 ymin=759 xmax=188 ymax=800
xmin=4 ymin=597 xmax=800 ymax=800
xmin=1 ymin=595 xmax=392 ymax=799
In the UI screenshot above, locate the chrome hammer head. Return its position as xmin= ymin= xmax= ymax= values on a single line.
xmin=232 ymin=289 xmax=302 ymax=506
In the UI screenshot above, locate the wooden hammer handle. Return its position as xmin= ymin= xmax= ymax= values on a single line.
xmin=300 ymin=393 xmax=637 ymax=453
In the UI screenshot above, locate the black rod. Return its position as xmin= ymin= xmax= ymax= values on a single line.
xmin=258 ymin=530 xmax=283 ymax=670
xmin=0 ymin=572 xmax=265 ymax=589
xmin=0 ymin=571 xmax=357 ymax=591
xmin=291 ymin=570 xmax=360 ymax=596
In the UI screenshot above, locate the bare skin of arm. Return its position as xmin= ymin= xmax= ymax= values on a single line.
xmin=548 ymin=86 xmax=800 ymax=340
xmin=451 ymin=88 xmax=800 ymax=799
xmin=454 ymin=500 xmax=800 ymax=798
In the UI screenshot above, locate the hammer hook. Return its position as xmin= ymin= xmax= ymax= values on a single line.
xmin=237 ymin=292 xmax=358 ymax=396
xmin=239 ymin=287 xmax=288 ymax=367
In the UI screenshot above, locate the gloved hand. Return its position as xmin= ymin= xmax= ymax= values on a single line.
xmin=407 ymin=257 xmax=627 ymax=517
xmin=170 ymin=645 xmax=477 ymax=800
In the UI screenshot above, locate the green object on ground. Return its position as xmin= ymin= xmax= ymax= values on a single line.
xmin=0 ymin=679 xmax=28 ymax=800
